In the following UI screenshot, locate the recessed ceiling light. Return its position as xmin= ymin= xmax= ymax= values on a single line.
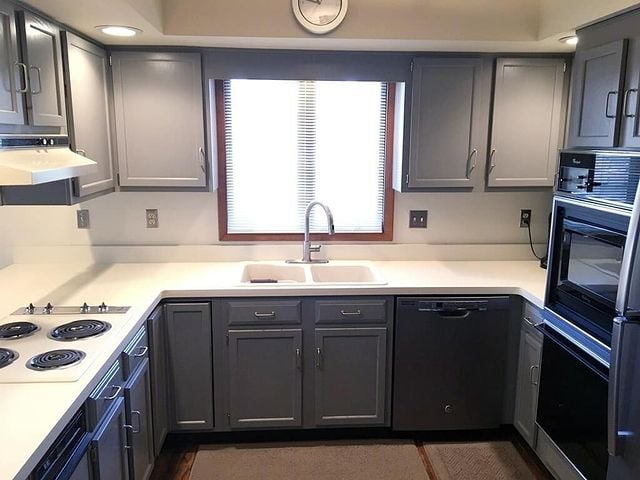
xmin=559 ymin=35 xmax=578 ymax=45
xmin=95 ymin=25 xmax=142 ymax=37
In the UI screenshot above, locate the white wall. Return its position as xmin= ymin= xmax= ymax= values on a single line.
xmin=0 ymin=188 xmax=553 ymax=249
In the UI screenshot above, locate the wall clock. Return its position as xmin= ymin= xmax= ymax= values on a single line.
xmin=292 ymin=0 xmax=349 ymax=35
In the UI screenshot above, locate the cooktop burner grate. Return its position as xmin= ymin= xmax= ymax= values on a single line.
xmin=50 ymin=319 xmax=111 ymax=341
xmin=27 ymin=350 xmax=85 ymax=371
xmin=0 ymin=348 xmax=18 ymax=369
xmin=0 ymin=321 xmax=39 ymax=339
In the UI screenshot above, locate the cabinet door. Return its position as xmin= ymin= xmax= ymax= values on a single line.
xmin=147 ymin=307 xmax=168 ymax=457
xmin=0 ymin=0 xmax=24 ymax=125
xmin=408 ymin=57 xmax=486 ymax=189
xmin=488 ymin=58 xmax=566 ymax=187
xmin=228 ymin=329 xmax=302 ymax=429
xmin=567 ymin=40 xmax=627 ymax=148
xmin=91 ymin=398 xmax=129 ymax=480
xmin=68 ymin=450 xmax=92 ymax=480
xmin=112 ymin=52 xmax=206 ymax=187
xmin=514 ymin=327 xmax=543 ymax=447
xmin=620 ymin=37 xmax=640 ymax=147
xmin=165 ymin=303 xmax=213 ymax=430
xmin=124 ymin=359 xmax=154 ymax=480
xmin=62 ymin=32 xmax=115 ymax=198
xmin=18 ymin=10 xmax=66 ymax=127
xmin=314 ymin=328 xmax=387 ymax=426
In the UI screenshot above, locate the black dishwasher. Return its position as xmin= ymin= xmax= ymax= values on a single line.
xmin=393 ymin=296 xmax=510 ymax=431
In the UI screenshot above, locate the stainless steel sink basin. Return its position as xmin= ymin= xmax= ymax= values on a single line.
xmin=239 ymin=263 xmax=308 ymax=284
xmin=309 ymin=264 xmax=386 ymax=285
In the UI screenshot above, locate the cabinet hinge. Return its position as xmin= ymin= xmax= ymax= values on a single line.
xmin=410 ymin=60 xmax=414 ymax=73
xmin=89 ymin=444 xmax=97 ymax=462
xmin=405 ymin=174 xmax=409 ymax=185
xmin=226 ymin=412 xmax=231 ymax=425
xmin=109 ymin=55 xmax=112 ymax=67
xmin=116 ymin=172 xmax=120 ymax=186
xmin=226 ymin=334 xmax=229 ymax=345
xmin=563 ymin=62 xmax=567 ymax=73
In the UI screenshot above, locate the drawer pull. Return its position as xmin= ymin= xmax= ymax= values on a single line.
xmin=524 ymin=316 xmax=542 ymax=328
xmin=295 ymin=348 xmax=302 ymax=370
xmin=132 ymin=346 xmax=148 ymax=358
xmin=101 ymin=385 xmax=122 ymax=400
xmin=315 ymin=347 xmax=322 ymax=368
xmin=340 ymin=309 xmax=362 ymax=316
xmin=254 ymin=311 xmax=276 ymax=318
xmin=123 ymin=425 xmax=134 ymax=449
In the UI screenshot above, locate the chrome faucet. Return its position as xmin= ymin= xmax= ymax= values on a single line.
xmin=287 ymin=201 xmax=335 ymax=264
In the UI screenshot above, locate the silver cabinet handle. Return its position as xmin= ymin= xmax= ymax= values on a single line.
xmin=488 ymin=149 xmax=497 ymax=173
xmin=605 ymin=90 xmax=618 ymax=119
xmin=315 ymin=347 xmax=322 ymax=368
xmin=75 ymin=149 xmax=86 ymax=157
xmin=28 ymin=65 xmax=42 ymax=94
xmin=295 ymin=348 xmax=302 ymax=370
xmin=132 ymin=346 xmax=148 ymax=358
xmin=123 ymin=425 xmax=134 ymax=449
xmin=523 ymin=316 xmax=543 ymax=328
xmin=101 ymin=385 xmax=122 ymax=400
xmin=14 ymin=62 xmax=28 ymax=93
xmin=529 ymin=365 xmax=539 ymax=386
xmin=467 ymin=148 xmax=478 ymax=176
xmin=131 ymin=410 xmax=141 ymax=433
xmin=624 ymin=88 xmax=638 ymax=118
xmin=254 ymin=311 xmax=276 ymax=318
xmin=199 ymin=147 xmax=206 ymax=173
xmin=340 ymin=309 xmax=361 ymax=316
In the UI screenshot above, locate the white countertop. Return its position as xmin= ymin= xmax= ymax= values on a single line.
xmin=0 ymin=260 xmax=547 ymax=480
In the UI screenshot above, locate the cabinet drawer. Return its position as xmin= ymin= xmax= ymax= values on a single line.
xmin=314 ymin=299 xmax=388 ymax=325
xmin=88 ymin=359 xmax=125 ymax=430
xmin=226 ymin=299 xmax=302 ymax=326
xmin=122 ymin=326 xmax=149 ymax=380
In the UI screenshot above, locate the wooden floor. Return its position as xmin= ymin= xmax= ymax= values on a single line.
xmin=150 ymin=430 xmax=552 ymax=480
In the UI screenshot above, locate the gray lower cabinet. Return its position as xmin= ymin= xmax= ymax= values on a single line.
xmin=0 ymin=0 xmax=24 ymax=125
xmin=228 ymin=328 xmax=303 ymax=428
xmin=91 ymin=397 xmax=129 ymax=480
xmin=567 ymin=40 xmax=627 ymax=148
xmin=62 ymin=32 xmax=115 ymax=198
xmin=68 ymin=451 xmax=92 ymax=480
xmin=513 ymin=319 xmax=543 ymax=447
xmin=488 ymin=58 xmax=567 ymax=187
xmin=314 ymin=327 xmax=387 ymax=426
xmin=17 ymin=10 xmax=66 ymax=127
xmin=147 ymin=306 xmax=168 ymax=456
xmin=165 ymin=302 xmax=214 ymax=430
xmin=406 ymin=57 xmax=488 ymax=189
xmin=124 ymin=359 xmax=154 ymax=480
xmin=111 ymin=51 xmax=207 ymax=188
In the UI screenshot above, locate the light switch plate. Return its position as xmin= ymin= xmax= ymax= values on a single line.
xmin=76 ymin=209 xmax=90 ymax=229
xmin=409 ymin=210 xmax=428 ymax=228
xmin=146 ymin=209 xmax=159 ymax=228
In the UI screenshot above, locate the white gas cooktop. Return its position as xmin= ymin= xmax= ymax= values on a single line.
xmin=0 ymin=303 xmax=130 ymax=383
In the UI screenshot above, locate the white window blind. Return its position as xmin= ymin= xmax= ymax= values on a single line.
xmin=222 ymin=79 xmax=388 ymax=234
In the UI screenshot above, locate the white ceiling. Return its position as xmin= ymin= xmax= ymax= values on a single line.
xmin=21 ymin=0 xmax=640 ymax=52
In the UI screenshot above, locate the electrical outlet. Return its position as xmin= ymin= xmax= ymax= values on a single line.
xmin=520 ymin=209 xmax=532 ymax=228
xmin=76 ymin=209 xmax=90 ymax=229
xmin=409 ymin=210 xmax=428 ymax=228
xmin=146 ymin=209 xmax=159 ymax=228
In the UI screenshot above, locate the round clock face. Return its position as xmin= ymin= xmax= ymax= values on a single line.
xmin=293 ymin=0 xmax=348 ymax=34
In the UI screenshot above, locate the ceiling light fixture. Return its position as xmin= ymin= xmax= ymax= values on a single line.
xmin=559 ymin=35 xmax=578 ymax=45
xmin=95 ymin=25 xmax=142 ymax=37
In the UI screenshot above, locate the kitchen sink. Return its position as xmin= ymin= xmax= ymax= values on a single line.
xmin=239 ymin=263 xmax=308 ymax=284
xmin=309 ymin=264 xmax=386 ymax=285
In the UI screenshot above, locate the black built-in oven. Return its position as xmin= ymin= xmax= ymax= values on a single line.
xmin=546 ymin=197 xmax=630 ymax=346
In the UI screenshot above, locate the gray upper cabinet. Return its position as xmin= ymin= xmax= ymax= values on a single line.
xmin=111 ymin=52 xmax=207 ymax=188
xmin=17 ymin=10 xmax=66 ymax=127
xmin=124 ymin=359 xmax=154 ymax=480
xmin=62 ymin=32 xmax=115 ymax=198
xmin=407 ymin=57 xmax=487 ymax=189
xmin=314 ymin=327 xmax=387 ymax=426
xmin=165 ymin=302 xmax=213 ymax=431
xmin=228 ymin=328 xmax=303 ymax=429
xmin=0 ymin=0 xmax=24 ymax=125
xmin=567 ymin=40 xmax=627 ymax=148
xmin=488 ymin=58 xmax=567 ymax=187
xmin=514 ymin=321 xmax=543 ymax=447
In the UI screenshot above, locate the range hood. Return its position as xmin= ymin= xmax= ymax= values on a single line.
xmin=0 ymin=135 xmax=97 ymax=186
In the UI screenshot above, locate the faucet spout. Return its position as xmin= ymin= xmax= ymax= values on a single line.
xmin=288 ymin=201 xmax=334 ymax=264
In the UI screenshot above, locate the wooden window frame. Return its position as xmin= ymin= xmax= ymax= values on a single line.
xmin=215 ymin=80 xmax=395 ymax=242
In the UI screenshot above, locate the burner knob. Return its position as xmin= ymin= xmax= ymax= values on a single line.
xmin=43 ymin=302 xmax=54 ymax=314
xmin=25 ymin=303 xmax=36 ymax=314
xmin=80 ymin=302 xmax=91 ymax=313
xmin=98 ymin=302 xmax=108 ymax=313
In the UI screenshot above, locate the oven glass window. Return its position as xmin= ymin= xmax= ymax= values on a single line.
xmin=559 ymin=219 xmax=625 ymax=307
